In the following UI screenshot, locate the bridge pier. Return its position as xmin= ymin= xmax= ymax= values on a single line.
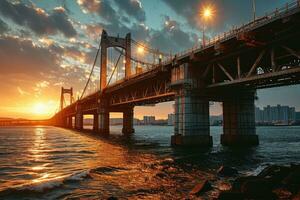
xmin=221 ymin=91 xmax=259 ymax=146
xmin=98 ymin=108 xmax=109 ymax=136
xmin=122 ymin=107 xmax=135 ymax=135
xmin=75 ymin=112 xmax=83 ymax=130
xmin=67 ymin=116 xmax=72 ymax=128
xmin=93 ymin=113 xmax=99 ymax=132
xmin=171 ymin=91 xmax=212 ymax=147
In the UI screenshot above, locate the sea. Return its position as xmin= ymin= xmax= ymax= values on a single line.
xmin=0 ymin=125 xmax=300 ymax=199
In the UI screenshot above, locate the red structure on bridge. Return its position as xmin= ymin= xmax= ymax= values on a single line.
xmin=51 ymin=1 xmax=300 ymax=147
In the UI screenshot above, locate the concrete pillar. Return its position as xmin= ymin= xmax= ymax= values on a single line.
xmin=75 ymin=112 xmax=83 ymax=130
xmin=67 ymin=116 xmax=72 ymax=128
xmin=221 ymin=91 xmax=259 ymax=146
xmin=171 ymin=90 xmax=212 ymax=147
xmin=122 ymin=108 xmax=135 ymax=135
xmin=98 ymin=108 xmax=109 ymax=135
xmin=93 ymin=113 xmax=99 ymax=132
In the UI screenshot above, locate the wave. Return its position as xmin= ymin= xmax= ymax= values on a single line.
xmin=0 ymin=170 xmax=91 ymax=195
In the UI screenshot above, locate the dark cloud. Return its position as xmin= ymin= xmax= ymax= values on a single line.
xmin=113 ymin=0 xmax=146 ymax=22
xmin=0 ymin=18 xmax=8 ymax=34
xmin=0 ymin=0 xmax=76 ymax=37
xmin=0 ymin=36 xmax=61 ymax=76
xmin=149 ymin=16 xmax=195 ymax=52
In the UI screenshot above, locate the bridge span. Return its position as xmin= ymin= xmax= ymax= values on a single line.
xmin=51 ymin=1 xmax=300 ymax=147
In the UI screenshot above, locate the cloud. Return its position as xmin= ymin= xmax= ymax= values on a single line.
xmin=77 ymin=0 xmax=100 ymax=13
xmin=113 ymin=0 xmax=146 ymax=22
xmin=0 ymin=0 xmax=76 ymax=37
xmin=0 ymin=18 xmax=8 ymax=34
xmin=0 ymin=35 xmax=61 ymax=76
xmin=149 ymin=16 xmax=195 ymax=52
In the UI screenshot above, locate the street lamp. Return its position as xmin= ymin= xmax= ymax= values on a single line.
xmin=201 ymin=6 xmax=213 ymax=47
xmin=252 ymin=0 xmax=256 ymax=21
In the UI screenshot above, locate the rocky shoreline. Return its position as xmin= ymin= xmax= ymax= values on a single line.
xmin=189 ymin=164 xmax=300 ymax=199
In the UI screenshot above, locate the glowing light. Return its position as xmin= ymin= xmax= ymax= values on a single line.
xmin=203 ymin=8 xmax=212 ymax=18
xmin=137 ymin=46 xmax=144 ymax=54
xmin=123 ymin=59 xmax=126 ymax=64
xmin=32 ymin=102 xmax=53 ymax=116
xmin=201 ymin=6 xmax=214 ymax=20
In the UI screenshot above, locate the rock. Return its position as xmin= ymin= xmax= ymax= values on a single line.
xmin=231 ymin=176 xmax=257 ymax=191
xmin=218 ymin=191 xmax=245 ymax=200
xmin=190 ymin=180 xmax=212 ymax=195
xmin=107 ymin=196 xmax=118 ymax=200
xmin=283 ymin=171 xmax=300 ymax=185
xmin=292 ymin=191 xmax=300 ymax=200
xmin=273 ymin=188 xmax=293 ymax=199
xmin=155 ymin=171 xmax=167 ymax=179
xmin=241 ymin=178 xmax=276 ymax=199
xmin=258 ymin=165 xmax=290 ymax=184
xmin=217 ymin=166 xmax=238 ymax=177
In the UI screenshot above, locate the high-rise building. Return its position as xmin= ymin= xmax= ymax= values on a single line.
xmin=167 ymin=114 xmax=175 ymax=126
xmin=255 ymin=105 xmax=296 ymax=124
xmin=143 ymin=116 xmax=155 ymax=125
xmin=296 ymin=112 xmax=300 ymax=122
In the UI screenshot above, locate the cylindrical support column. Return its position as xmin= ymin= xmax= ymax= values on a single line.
xmin=221 ymin=91 xmax=259 ymax=146
xmin=171 ymin=90 xmax=212 ymax=147
xmin=75 ymin=112 xmax=83 ymax=130
xmin=122 ymin=108 xmax=135 ymax=135
xmin=67 ymin=116 xmax=72 ymax=128
xmin=98 ymin=108 xmax=109 ymax=136
xmin=93 ymin=113 xmax=99 ymax=132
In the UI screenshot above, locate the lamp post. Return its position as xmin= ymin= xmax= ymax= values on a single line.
xmin=252 ymin=0 xmax=256 ymax=21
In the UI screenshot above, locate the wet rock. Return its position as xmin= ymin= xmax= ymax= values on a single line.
xmin=218 ymin=191 xmax=245 ymax=200
xmin=217 ymin=182 xmax=232 ymax=191
xmin=107 ymin=196 xmax=118 ymax=200
xmin=155 ymin=171 xmax=167 ymax=179
xmin=292 ymin=191 xmax=300 ymax=200
xmin=283 ymin=170 xmax=300 ymax=185
xmin=241 ymin=178 xmax=276 ymax=199
xmin=231 ymin=176 xmax=257 ymax=191
xmin=190 ymin=180 xmax=212 ymax=195
xmin=273 ymin=188 xmax=293 ymax=199
xmin=217 ymin=166 xmax=238 ymax=177
xmin=258 ymin=165 xmax=290 ymax=184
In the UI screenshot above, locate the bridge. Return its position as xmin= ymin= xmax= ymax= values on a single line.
xmin=51 ymin=1 xmax=300 ymax=147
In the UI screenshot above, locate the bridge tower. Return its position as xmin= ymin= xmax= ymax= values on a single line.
xmin=60 ymin=87 xmax=73 ymax=111
xmin=60 ymin=87 xmax=73 ymax=128
xmin=100 ymin=30 xmax=131 ymax=91
xmin=98 ymin=30 xmax=134 ymax=135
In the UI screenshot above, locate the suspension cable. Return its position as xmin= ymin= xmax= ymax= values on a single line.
xmin=79 ymin=37 xmax=101 ymax=100
xmin=107 ymin=51 xmax=123 ymax=86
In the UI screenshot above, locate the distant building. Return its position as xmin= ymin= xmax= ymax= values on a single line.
xmin=167 ymin=114 xmax=175 ymax=126
xmin=255 ymin=105 xmax=296 ymax=125
xmin=296 ymin=112 xmax=300 ymax=121
xmin=143 ymin=116 xmax=155 ymax=125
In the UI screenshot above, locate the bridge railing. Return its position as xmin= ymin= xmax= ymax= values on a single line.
xmin=174 ymin=0 xmax=300 ymax=59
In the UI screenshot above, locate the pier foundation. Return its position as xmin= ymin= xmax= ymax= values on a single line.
xmin=98 ymin=107 xmax=109 ymax=136
xmin=122 ymin=108 xmax=135 ymax=135
xmin=75 ymin=113 xmax=83 ymax=130
xmin=171 ymin=91 xmax=212 ymax=147
xmin=221 ymin=91 xmax=259 ymax=146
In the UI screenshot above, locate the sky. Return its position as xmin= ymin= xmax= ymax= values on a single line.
xmin=0 ymin=0 xmax=299 ymax=120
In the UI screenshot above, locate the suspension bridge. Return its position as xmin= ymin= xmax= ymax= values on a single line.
xmin=51 ymin=1 xmax=300 ymax=146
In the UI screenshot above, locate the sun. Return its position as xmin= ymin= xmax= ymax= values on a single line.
xmin=33 ymin=103 xmax=48 ymax=115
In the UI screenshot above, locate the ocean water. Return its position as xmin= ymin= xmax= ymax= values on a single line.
xmin=0 ymin=125 xmax=300 ymax=199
